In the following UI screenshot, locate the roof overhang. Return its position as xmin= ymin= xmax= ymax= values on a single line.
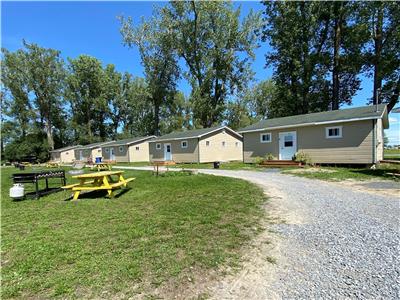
xmin=149 ymin=126 xmax=242 ymax=142
xmin=238 ymin=114 xmax=386 ymax=134
xmin=103 ymin=136 xmax=156 ymax=147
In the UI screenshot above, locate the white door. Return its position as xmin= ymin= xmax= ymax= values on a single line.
xmin=110 ymin=148 xmax=115 ymax=160
xmin=279 ymin=131 xmax=297 ymax=160
xmin=79 ymin=150 xmax=84 ymax=160
xmin=164 ymin=144 xmax=172 ymax=161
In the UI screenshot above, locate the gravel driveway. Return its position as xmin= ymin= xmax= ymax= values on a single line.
xmin=198 ymin=169 xmax=400 ymax=299
xmin=116 ymin=166 xmax=400 ymax=299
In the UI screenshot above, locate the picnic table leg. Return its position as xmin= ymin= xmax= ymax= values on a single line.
xmin=107 ymin=189 xmax=114 ymax=198
xmin=118 ymin=174 xmax=127 ymax=187
xmin=73 ymin=191 xmax=80 ymax=200
xmin=45 ymin=178 xmax=49 ymax=191
xmin=35 ymin=179 xmax=40 ymax=199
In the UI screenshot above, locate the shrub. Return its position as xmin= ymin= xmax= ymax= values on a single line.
xmin=293 ymin=151 xmax=312 ymax=165
xmin=264 ymin=153 xmax=276 ymax=161
xmin=253 ymin=156 xmax=264 ymax=164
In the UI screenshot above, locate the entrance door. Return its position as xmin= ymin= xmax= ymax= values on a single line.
xmin=79 ymin=150 xmax=84 ymax=161
xmin=110 ymin=148 xmax=115 ymax=160
xmin=279 ymin=131 xmax=297 ymax=160
xmin=164 ymin=144 xmax=172 ymax=161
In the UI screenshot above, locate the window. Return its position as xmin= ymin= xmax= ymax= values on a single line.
xmin=206 ymin=141 xmax=210 ymax=146
xmin=135 ymin=146 xmax=140 ymax=151
xmin=98 ymin=149 xmax=101 ymax=153
xmin=66 ymin=152 xmax=69 ymax=155
xmin=119 ymin=146 xmax=124 ymax=153
xmin=235 ymin=142 xmax=239 ymax=147
xmin=156 ymin=143 xmax=161 ymax=150
xmin=325 ymin=126 xmax=342 ymax=139
xmin=105 ymin=148 xmax=109 ymax=153
xmin=222 ymin=141 xmax=226 ymax=147
xmin=260 ymin=133 xmax=272 ymax=143
xmin=181 ymin=141 xmax=188 ymax=148
xmin=284 ymin=135 xmax=293 ymax=147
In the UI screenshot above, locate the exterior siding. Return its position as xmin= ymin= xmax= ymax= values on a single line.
xmin=51 ymin=152 xmax=60 ymax=161
xmin=60 ymin=150 xmax=76 ymax=163
xmin=91 ymin=148 xmax=103 ymax=160
xmin=198 ymin=130 xmax=243 ymax=163
xmin=149 ymin=139 xmax=199 ymax=163
xmin=102 ymin=145 xmax=129 ymax=162
xmin=128 ymin=141 xmax=150 ymax=162
xmin=243 ymin=120 xmax=374 ymax=164
xmin=74 ymin=149 xmax=91 ymax=161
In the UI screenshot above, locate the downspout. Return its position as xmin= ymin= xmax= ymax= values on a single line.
xmin=197 ymin=137 xmax=200 ymax=163
xmin=127 ymin=144 xmax=131 ymax=163
xmin=242 ymin=134 xmax=245 ymax=163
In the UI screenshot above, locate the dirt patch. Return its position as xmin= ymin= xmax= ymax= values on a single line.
xmin=332 ymin=179 xmax=400 ymax=198
xmin=286 ymin=167 xmax=337 ymax=174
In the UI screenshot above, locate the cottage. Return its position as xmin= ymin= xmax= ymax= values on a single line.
xmin=101 ymin=136 xmax=156 ymax=163
xmin=49 ymin=145 xmax=81 ymax=163
xmin=149 ymin=126 xmax=243 ymax=163
xmin=74 ymin=141 xmax=115 ymax=162
xmin=239 ymin=104 xmax=389 ymax=165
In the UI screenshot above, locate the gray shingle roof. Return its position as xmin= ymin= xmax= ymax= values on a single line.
xmin=151 ymin=126 xmax=241 ymax=142
xmin=104 ymin=136 xmax=156 ymax=146
xmin=50 ymin=145 xmax=81 ymax=153
xmin=239 ymin=104 xmax=387 ymax=132
xmin=75 ymin=141 xmax=115 ymax=150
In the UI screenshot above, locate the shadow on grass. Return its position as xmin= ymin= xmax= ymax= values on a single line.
xmin=64 ymin=188 xmax=132 ymax=201
xmin=349 ymin=168 xmax=399 ymax=179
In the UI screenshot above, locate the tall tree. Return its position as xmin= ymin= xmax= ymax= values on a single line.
xmin=23 ymin=41 xmax=66 ymax=149
xmin=66 ymin=55 xmax=105 ymax=144
xmin=119 ymin=13 xmax=180 ymax=135
xmin=358 ymin=2 xmax=400 ymax=111
xmin=262 ymin=1 xmax=331 ymax=117
xmin=161 ymin=1 xmax=261 ymax=127
xmin=1 ymin=48 xmax=33 ymax=138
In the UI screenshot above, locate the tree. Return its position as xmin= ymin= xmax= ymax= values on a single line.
xmin=1 ymin=48 xmax=33 ymax=138
xmin=160 ymin=92 xmax=193 ymax=133
xmin=23 ymin=41 xmax=66 ymax=150
xmin=161 ymin=1 xmax=261 ymax=127
xmin=119 ymin=12 xmax=180 ymax=135
xmin=358 ymin=2 xmax=400 ymax=111
xmin=262 ymin=1 xmax=332 ymax=117
xmin=242 ymin=79 xmax=277 ymax=119
xmin=66 ymin=55 xmax=106 ymax=144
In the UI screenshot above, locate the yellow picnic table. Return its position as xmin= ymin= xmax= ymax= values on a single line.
xmin=91 ymin=163 xmax=112 ymax=171
xmin=62 ymin=170 xmax=135 ymax=200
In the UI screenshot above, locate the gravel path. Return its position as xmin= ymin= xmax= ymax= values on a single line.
xmin=116 ymin=166 xmax=400 ymax=299
xmin=199 ymin=169 xmax=400 ymax=299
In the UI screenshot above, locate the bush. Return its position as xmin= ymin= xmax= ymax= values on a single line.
xmin=3 ymin=133 xmax=50 ymax=162
xmin=253 ymin=156 xmax=264 ymax=164
xmin=293 ymin=151 xmax=312 ymax=165
xmin=264 ymin=153 xmax=276 ymax=161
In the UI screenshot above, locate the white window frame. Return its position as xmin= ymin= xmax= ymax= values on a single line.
xmin=181 ymin=141 xmax=188 ymax=149
xmin=235 ymin=142 xmax=239 ymax=147
xmin=135 ymin=146 xmax=140 ymax=151
xmin=119 ymin=146 xmax=124 ymax=153
xmin=325 ymin=126 xmax=342 ymax=139
xmin=105 ymin=148 xmax=109 ymax=153
xmin=260 ymin=133 xmax=272 ymax=143
xmin=156 ymin=143 xmax=161 ymax=150
xmin=206 ymin=141 xmax=210 ymax=147
xmin=222 ymin=141 xmax=226 ymax=147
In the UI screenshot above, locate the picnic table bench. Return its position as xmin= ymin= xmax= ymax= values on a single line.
xmin=91 ymin=163 xmax=113 ymax=171
xmin=151 ymin=161 xmax=176 ymax=176
xmin=62 ymin=170 xmax=135 ymax=200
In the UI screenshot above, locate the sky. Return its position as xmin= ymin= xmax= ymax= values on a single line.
xmin=2 ymin=1 xmax=399 ymax=144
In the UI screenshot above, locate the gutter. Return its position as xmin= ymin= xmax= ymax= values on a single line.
xmin=372 ymin=119 xmax=376 ymax=164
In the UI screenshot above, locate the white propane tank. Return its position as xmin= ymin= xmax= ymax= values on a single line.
xmin=10 ymin=184 xmax=25 ymax=199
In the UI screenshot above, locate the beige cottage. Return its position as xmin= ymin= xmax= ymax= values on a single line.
xmin=239 ymin=104 xmax=389 ymax=165
xmin=49 ymin=145 xmax=81 ymax=163
xmin=149 ymin=126 xmax=243 ymax=163
xmin=101 ymin=136 xmax=156 ymax=163
xmin=74 ymin=141 xmax=115 ymax=162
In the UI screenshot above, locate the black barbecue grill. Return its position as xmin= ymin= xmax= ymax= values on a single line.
xmin=11 ymin=170 xmax=66 ymax=198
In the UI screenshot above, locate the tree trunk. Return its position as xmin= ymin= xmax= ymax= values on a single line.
xmin=387 ymin=79 xmax=399 ymax=112
xmin=45 ymin=120 xmax=54 ymax=150
xmin=154 ymin=99 xmax=160 ymax=136
xmin=332 ymin=5 xmax=342 ymax=111
xmin=373 ymin=4 xmax=383 ymax=105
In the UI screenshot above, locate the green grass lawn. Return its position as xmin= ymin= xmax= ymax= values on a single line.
xmin=283 ymin=163 xmax=400 ymax=181
xmin=1 ymin=167 xmax=266 ymax=299
xmin=384 ymin=148 xmax=400 ymax=160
